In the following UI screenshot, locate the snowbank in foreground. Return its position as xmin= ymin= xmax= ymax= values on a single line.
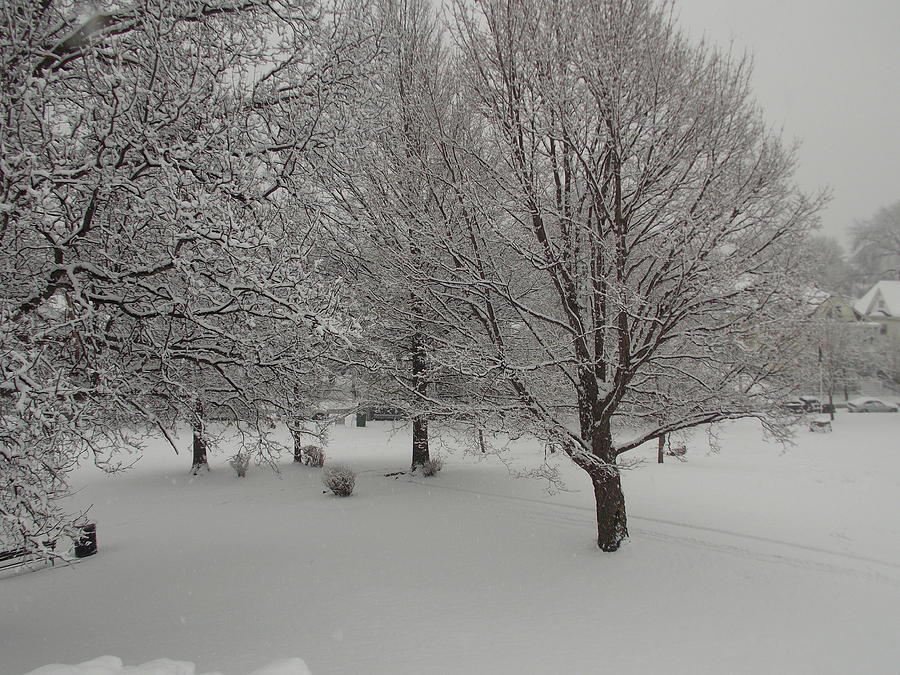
xmin=24 ymin=656 xmax=311 ymax=675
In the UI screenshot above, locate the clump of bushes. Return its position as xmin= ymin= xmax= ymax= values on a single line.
xmin=421 ymin=454 xmax=443 ymax=477
xmin=229 ymin=451 xmax=251 ymax=478
xmin=301 ymin=445 xmax=326 ymax=468
xmin=322 ymin=463 xmax=356 ymax=496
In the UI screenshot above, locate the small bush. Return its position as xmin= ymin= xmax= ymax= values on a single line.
xmin=229 ymin=451 xmax=251 ymax=478
xmin=302 ymin=445 xmax=325 ymax=468
xmin=421 ymin=454 xmax=443 ymax=477
xmin=322 ymin=463 xmax=356 ymax=496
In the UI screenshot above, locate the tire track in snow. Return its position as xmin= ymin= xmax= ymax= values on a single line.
xmin=405 ymin=478 xmax=900 ymax=585
xmin=630 ymin=528 xmax=900 ymax=587
xmin=629 ymin=514 xmax=900 ymax=572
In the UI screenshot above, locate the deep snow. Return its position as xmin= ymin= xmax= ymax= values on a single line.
xmin=3 ymin=413 xmax=900 ymax=674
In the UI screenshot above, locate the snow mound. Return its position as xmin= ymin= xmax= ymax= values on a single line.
xmin=247 ymin=661 xmax=312 ymax=675
xmin=23 ymin=656 xmax=312 ymax=675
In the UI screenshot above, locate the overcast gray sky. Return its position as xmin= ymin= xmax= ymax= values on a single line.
xmin=675 ymin=0 xmax=900 ymax=248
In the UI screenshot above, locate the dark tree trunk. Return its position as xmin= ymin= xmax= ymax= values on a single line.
xmin=827 ymin=357 xmax=836 ymax=420
xmin=587 ymin=421 xmax=628 ymax=552
xmin=658 ymin=434 xmax=665 ymax=464
xmin=592 ymin=466 xmax=628 ymax=552
xmin=191 ymin=402 xmax=208 ymax=475
xmin=410 ymin=329 xmax=430 ymax=471
xmin=412 ymin=417 xmax=429 ymax=470
xmin=292 ymin=426 xmax=304 ymax=463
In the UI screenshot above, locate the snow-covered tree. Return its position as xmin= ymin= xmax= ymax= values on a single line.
xmin=802 ymin=235 xmax=854 ymax=296
xmin=438 ymin=0 xmax=823 ymax=551
xmin=851 ymin=200 xmax=900 ymax=288
xmin=790 ymin=300 xmax=878 ymax=412
xmin=323 ymin=0 xmax=482 ymax=471
xmin=1 ymin=0 xmax=373 ymax=557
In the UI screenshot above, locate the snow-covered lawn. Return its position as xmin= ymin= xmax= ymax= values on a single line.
xmin=4 ymin=413 xmax=900 ymax=674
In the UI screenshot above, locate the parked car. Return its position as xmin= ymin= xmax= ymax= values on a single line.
xmin=781 ymin=396 xmax=825 ymax=414
xmin=798 ymin=395 xmax=823 ymax=412
xmin=780 ymin=399 xmax=806 ymax=413
xmin=845 ymin=397 xmax=899 ymax=413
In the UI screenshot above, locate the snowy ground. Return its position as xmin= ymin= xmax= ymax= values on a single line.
xmin=4 ymin=412 xmax=900 ymax=674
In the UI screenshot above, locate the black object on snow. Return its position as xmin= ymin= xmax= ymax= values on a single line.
xmin=74 ymin=522 xmax=98 ymax=558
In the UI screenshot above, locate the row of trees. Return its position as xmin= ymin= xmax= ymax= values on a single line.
xmin=2 ymin=0 xmax=822 ymax=556
xmin=851 ymin=201 xmax=900 ymax=289
xmin=803 ymin=200 xmax=900 ymax=297
xmin=794 ymin=199 xmax=900 ymax=401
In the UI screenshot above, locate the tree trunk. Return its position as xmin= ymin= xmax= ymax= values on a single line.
xmin=589 ymin=422 xmax=628 ymax=551
xmin=657 ymin=434 xmax=665 ymax=464
xmin=827 ymin=356 xmax=836 ymax=420
xmin=291 ymin=425 xmax=304 ymax=463
xmin=412 ymin=416 xmax=429 ymax=470
xmin=191 ymin=402 xmax=209 ymax=475
xmin=410 ymin=329 xmax=430 ymax=471
xmin=592 ymin=466 xmax=628 ymax=552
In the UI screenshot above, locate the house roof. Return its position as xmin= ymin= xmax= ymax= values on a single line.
xmin=855 ymin=280 xmax=900 ymax=318
xmin=799 ymin=288 xmax=859 ymax=319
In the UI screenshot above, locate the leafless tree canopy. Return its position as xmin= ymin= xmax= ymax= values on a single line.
xmin=1 ymin=0 xmax=376 ymax=556
xmin=426 ymin=0 xmax=822 ymax=549
xmin=2 ymin=0 xmax=824 ymax=556
xmin=852 ymin=201 xmax=900 ymax=285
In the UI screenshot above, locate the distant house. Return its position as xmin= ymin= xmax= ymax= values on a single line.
xmin=854 ymin=281 xmax=900 ymax=340
xmin=803 ymin=290 xmax=860 ymax=322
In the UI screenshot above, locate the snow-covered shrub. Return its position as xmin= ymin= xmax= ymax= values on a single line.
xmin=322 ymin=464 xmax=356 ymax=496
xmin=229 ymin=451 xmax=251 ymax=478
xmin=302 ymin=445 xmax=325 ymax=468
xmin=421 ymin=454 xmax=443 ymax=477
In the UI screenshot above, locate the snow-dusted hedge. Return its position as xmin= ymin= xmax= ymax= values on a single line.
xmin=301 ymin=445 xmax=326 ymax=468
xmin=229 ymin=451 xmax=252 ymax=478
xmin=421 ymin=454 xmax=443 ymax=477
xmin=322 ymin=464 xmax=356 ymax=496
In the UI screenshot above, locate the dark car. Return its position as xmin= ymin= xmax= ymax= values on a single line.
xmin=781 ymin=399 xmax=806 ymax=413
xmin=781 ymin=396 xmax=834 ymax=415
xmin=798 ymin=395 xmax=823 ymax=412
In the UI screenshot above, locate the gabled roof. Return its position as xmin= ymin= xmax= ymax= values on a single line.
xmin=855 ymin=280 xmax=900 ymax=318
xmin=799 ymin=288 xmax=859 ymax=320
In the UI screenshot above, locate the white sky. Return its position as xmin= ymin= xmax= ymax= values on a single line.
xmin=675 ymin=0 xmax=900 ymax=248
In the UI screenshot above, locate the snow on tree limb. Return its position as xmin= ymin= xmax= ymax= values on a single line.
xmin=1 ymin=0 xmax=376 ymax=558
xmin=428 ymin=0 xmax=824 ymax=550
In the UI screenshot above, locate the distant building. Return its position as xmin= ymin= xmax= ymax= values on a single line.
xmin=854 ymin=280 xmax=900 ymax=340
xmin=803 ymin=290 xmax=860 ymax=322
